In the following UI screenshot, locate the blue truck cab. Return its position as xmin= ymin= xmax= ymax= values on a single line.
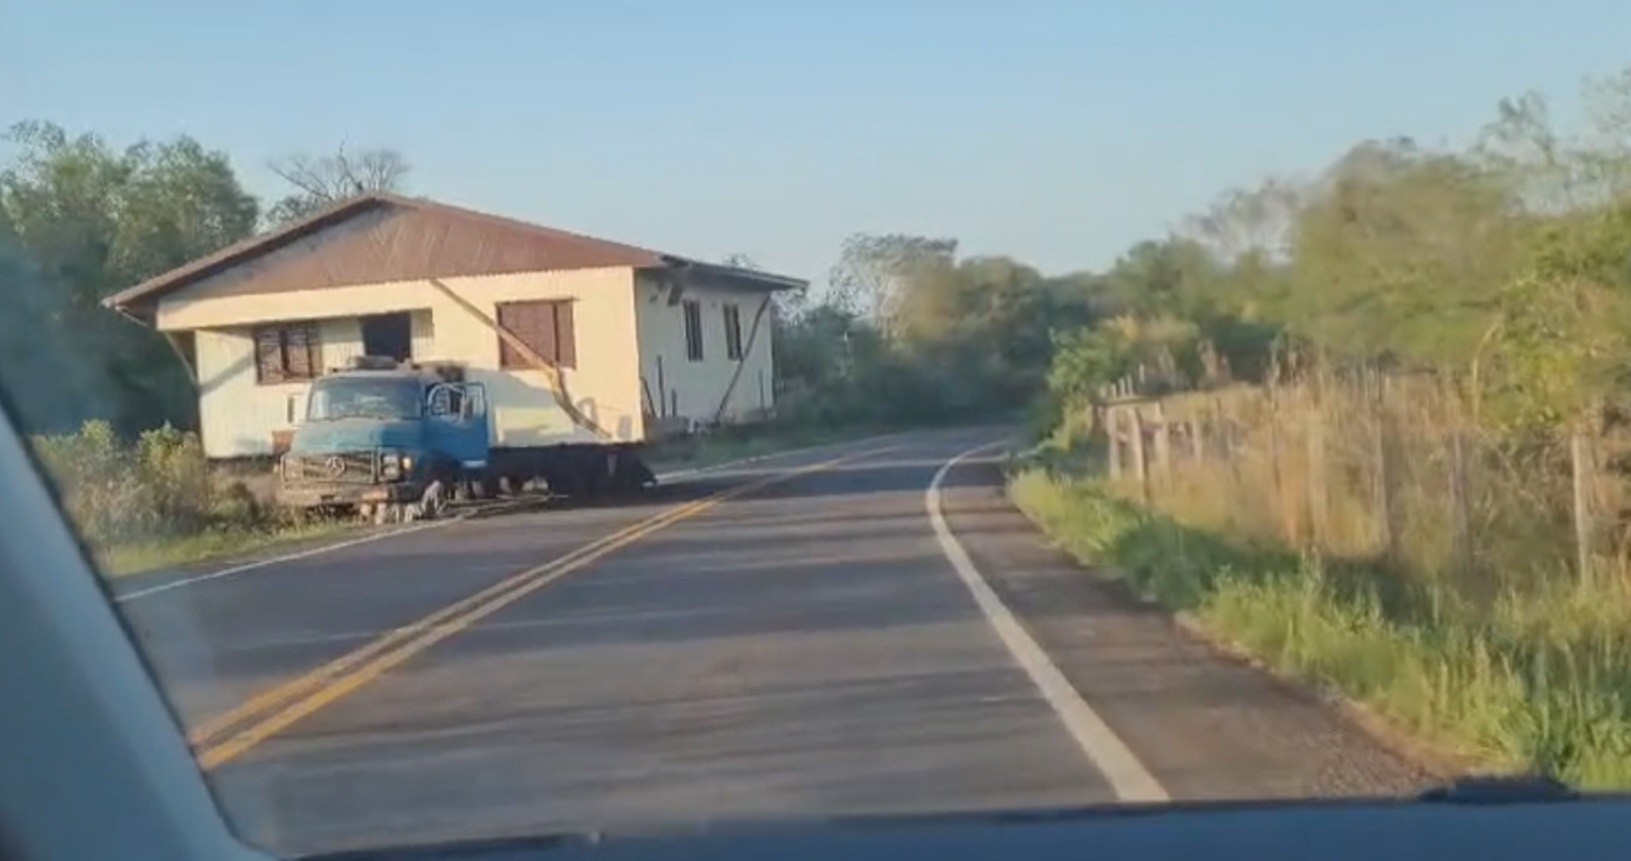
xmin=277 ymin=357 xmax=489 ymax=517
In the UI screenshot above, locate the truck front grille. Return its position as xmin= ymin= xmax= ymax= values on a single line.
xmin=283 ymin=451 xmax=378 ymax=484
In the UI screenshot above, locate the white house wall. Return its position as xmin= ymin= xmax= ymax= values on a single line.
xmin=633 ymin=274 xmax=775 ymax=428
xmin=169 ymin=269 xmax=642 ymax=459
xmin=194 ymin=318 xmax=364 ymax=458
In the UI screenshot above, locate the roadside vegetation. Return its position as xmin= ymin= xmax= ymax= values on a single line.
xmin=1013 ymin=67 xmax=1631 ymax=787
xmin=30 ymin=421 xmax=350 ymax=576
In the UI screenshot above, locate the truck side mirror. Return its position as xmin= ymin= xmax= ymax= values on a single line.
xmin=463 ymin=383 xmax=487 ymax=420
xmin=427 ymin=384 xmax=455 ymax=417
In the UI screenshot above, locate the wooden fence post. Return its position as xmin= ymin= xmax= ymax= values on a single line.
xmin=1188 ymin=410 xmax=1204 ymax=462
xmin=1447 ymin=431 xmax=1473 ymax=577
xmin=1106 ymin=405 xmax=1123 ymax=480
xmin=1267 ymin=389 xmax=1290 ymax=542
xmin=1572 ymin=429 xmax=1595 ymax=580
xmin=1150 ymin=400 xmax=1171 ymax=480
xmin=1306 ymin=402 xmax=1328 ymax=550
xmin=1373 ymin=393 xmax=1403 ymax=566
xmin=1129 ymin=406 xmax=1149 ymax=503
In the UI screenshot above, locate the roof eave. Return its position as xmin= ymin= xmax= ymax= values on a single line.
xmin=660 ymin=257 xmax=808 ymax=292
xmin=101 ymin=193 xmax=402 ymax=314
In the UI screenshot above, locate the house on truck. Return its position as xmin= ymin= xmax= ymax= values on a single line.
xmin=102 ymin=193 xmax=803 ymax=506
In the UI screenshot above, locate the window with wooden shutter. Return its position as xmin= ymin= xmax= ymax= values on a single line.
xmin=722 ymin=304 xmax=743 ymax=360
xmin=683 ymin=300 xmax=704 ymax=362
xmin=253 ymin=323 xmax=322 ymax=384
xmin=497 ymin=300 xmax=576 ymax=369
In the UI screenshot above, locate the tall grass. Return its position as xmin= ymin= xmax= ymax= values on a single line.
xmin=31 ymin=420 xmax=336 ymax=575
xmin=1013 ymin=373 xmax=1631 ymax=788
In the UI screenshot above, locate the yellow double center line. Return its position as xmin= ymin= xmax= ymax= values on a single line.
xmin=190 ymin=446 xmax=890 ymax=770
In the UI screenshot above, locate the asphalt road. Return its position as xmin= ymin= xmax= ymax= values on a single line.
xmin=115 ymin=427 xmax=1425 ymax=857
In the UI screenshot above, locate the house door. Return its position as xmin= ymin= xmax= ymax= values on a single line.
xmin=360 ymin=313 xmax=412 ymax=362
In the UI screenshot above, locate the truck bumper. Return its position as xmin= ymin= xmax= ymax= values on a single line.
xmin=277 ymin=481 xmax=420 ymax=509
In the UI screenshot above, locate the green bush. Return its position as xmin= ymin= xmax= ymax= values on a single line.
xmin=31 ymin=420 xmax=262 ymax=546
xmin=33 ymin=420 xmax=157 ymax=544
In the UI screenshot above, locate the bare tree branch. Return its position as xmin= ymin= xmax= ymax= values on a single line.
xmin=264 ymin=145 xmax=411 ymax=228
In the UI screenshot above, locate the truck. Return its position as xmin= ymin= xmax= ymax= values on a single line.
xmin=276 ymin=356 xmax=654 ymax=522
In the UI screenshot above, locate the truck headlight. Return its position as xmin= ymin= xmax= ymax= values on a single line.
xmin=380 ymin=452 xmax=415 ymax=481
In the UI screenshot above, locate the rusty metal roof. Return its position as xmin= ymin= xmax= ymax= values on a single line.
xmin=104 ymin=192 xmax=804 ymax=314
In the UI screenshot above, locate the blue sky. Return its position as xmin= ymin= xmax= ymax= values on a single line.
xmin=5 ymin=1 xmax=1631 ymax=284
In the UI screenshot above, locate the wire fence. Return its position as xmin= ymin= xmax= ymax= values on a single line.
xmin=1097 ymin=374 xmax=1631 ymax=597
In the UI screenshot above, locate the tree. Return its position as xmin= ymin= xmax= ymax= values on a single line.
xmin=1284 ymin=139 xmax=1521 ymax=366
xmin=0 ymin=121 xmax=259 ymax=432
xmin=722 ymin=251 xmax=810 ymax=325
xmin=827 ymin=233 xmax=957 ymax=324
xmin=1185 ymin=178 xmax=1303 ymax=264
xmin=265 ymin=146 xmax=410 ymax=227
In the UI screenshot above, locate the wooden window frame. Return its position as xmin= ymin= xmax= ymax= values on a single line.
xmin=723 ymin=303 xmax=744 ymax=361
xmin=254 ymin=323 xmax=322 ymax=385
xmin=683 ymin=300 xmax=704 ymax=362
xmin=496 ymin=299 xmax=577 ymax=370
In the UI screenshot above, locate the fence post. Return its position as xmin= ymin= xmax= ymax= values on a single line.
xmin=1187 ymin=407 xmax=1204 ymax=462
xmin=1151 ymin=400 xmax=1170 ymax=480
xmin=1129 ymin=405 xmax=1149 ymax=503
xmin=1106 ymin=405 xmax=1123 ymax=480
xmin=1447 ymin=431 xmax=1473 ymax=577
xmin=1572 ymin=429 xmax=1595 ymax=580
xmin=1306 ymin=400 xmax=1328 ymax=550
xmin=1267 ymin=388 xmax=1290 ymax=542
xmin=1373 ymin=385 xmax=1403 ymax=566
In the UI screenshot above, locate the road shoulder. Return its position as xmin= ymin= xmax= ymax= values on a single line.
xmin=934 ymin=453 xmax=1428 ymax=800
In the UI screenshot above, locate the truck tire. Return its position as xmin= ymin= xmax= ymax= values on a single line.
xmin=420 ymin=479 xmax=448 ymax=520
xmin=612 ymin=453 xmax=655 ymax=493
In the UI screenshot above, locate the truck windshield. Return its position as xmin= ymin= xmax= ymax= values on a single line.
xmin=306 ymin=378 xmax=423 ymax=421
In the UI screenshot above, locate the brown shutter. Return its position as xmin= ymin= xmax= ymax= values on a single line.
xmin=723 ymin=305 xmax=742 ymax=360
xmin=683 ymin=301 xmax=703 ymax=361
xmin=497 ymin=303 xmax=520 ymax=367
xmin=531 ymin=303 xmax=557 ymax=367
xmin=555 ymin=301 xmax=576 ymax=369
xmin=255 ymin=328 xmax=284 ymax=383
xmin=498 ymin=301 xmax=573 ymax=369
xmin=498 ymin=303 xmax=539 ymax=368
xmin=284 ymin=325 xmax=316 ymax=378
xmin=306 ymin=324 xmax=323 ymax=377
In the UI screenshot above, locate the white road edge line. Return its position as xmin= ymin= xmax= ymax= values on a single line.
xmin=926 ymin=439 xmax=1170 ymax=803
xmin=115 ymin=429 xmax=909 ymax=602
xmin=114 ymin=519 xmax=456 ymax=603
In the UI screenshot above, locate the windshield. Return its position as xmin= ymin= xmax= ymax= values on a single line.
xmin=306 ymin=378 xmax=422 ymax=421
xmin=9 ymin=3 xmax=1631 ymax=859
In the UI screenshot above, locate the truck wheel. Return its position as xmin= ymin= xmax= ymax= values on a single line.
xmin=612 ymin=454 xmax=654 ymax=494
xmin=420 ymin=480 xmax=448 ymax=520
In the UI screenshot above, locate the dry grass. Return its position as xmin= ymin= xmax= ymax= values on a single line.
xmin=1011 ymin=375 xmax=1631 ymax=788
xmin=1124 ymin=376 xmax=1622 ymax=598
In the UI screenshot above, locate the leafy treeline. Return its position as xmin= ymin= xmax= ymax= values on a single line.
xmin=772 ymin=236 xmax=1102 ymax=426
xmin=1035 ymin=68 xmax=1631 ymax=438
xmin=13 ymin=64 xmax=1631 ymax=443
xmin=0 ymin=123 xmax=405 ymax=435
xmin=777 ymin=67 xmax=1631 ymax=441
